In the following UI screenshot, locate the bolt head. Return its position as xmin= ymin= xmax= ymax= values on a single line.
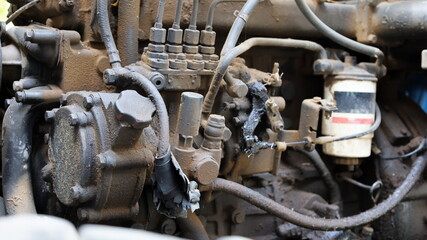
xmin=83 ymin=96 xmax=94 ymax=109
xmin=69 ymin=114 xmax=79 ymax=126
xmin=103 ymin=69 xmax=117 ymax=85
xmin=45 ymin=110 xmax=56 ymax=122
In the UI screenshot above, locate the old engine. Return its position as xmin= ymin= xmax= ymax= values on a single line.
xmin=0 ymin=0 xmax=427 ymax=239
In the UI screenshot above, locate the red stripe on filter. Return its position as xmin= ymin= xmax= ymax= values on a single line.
xmin=332 ymin=117 xmax=374 ymax=124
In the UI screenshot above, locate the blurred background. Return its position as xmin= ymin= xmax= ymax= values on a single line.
xmin=0 ymin=0 xmax=9 ymax=21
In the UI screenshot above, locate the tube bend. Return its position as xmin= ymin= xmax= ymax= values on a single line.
xmin=295 ymin=0 xmax=384 ymax=66
xmin=2 ymin=100 xmax=37 ymax=214
xmin=202 ymin=38 xmax=327 ymax=117
xmin=176 ymin=211 xmax=209 ymax=240
xmin=211 ymin=152 xmax=426 ymax=230
xmin=117 ymin=70 xmax=170 ymax=157
xmin=294 ymin=148 xmax=342 ymax=206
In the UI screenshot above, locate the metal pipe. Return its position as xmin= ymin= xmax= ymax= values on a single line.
xmin=205 ymin=0 xmax=246 ymax=31
xmin=117 ymin=70 xmax=170 ymax=157
xmin=202 ymin=37 xmax=327 ymax=117
xmin=176 ymin=211 xmax=209 ymax=240
xmin=190 ymin=0 xmax=199 ymax=29
xmin=2 ymin=100 xmax=37 ymax=214
xmin=96 ymin=0 xmax=122 ymax=68
xmin=220 ymin=0 xmax=261 ymax=55
xmin=155 ymin=0 xmax=167 ymax=28
xmin=117 ymin=0 xmax=141 ymax=65
xmin=294 ymin=148 xmax=342 ymax=206
xmin=173 ymin=0 xmax=184 ymax=28
xmin=5 ymin=0 xmax=41 ymax=24
xmin=211 ymin=152 xmax=426 ymax=230
xmin=295 ymin=0 xmax=384 ymax=66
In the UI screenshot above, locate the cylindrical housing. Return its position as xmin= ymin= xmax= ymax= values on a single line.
xmin=321 ymin=60 xmax=377 ymax=158
xmin=177 ymin=92 xmax=203 ymax=137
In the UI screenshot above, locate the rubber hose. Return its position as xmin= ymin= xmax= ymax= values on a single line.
xmin=176 ymin=211 xmax=209 ymax=240
xmin=294 ymin=148 xmax=342 ymax=206
xmin=118 ymin=71 xmax=170 ymax=157
xmin=211 ymin=153 xmax=426 ymax=230
xmin=117 ymin=0 xmax=141 ymax=65
xmin=2 ymin=100 xmax=37 ymax=214
xmin=295 ymin=0 xmax=384 ymax=66
xmin=96 ymin=0 xmax=122 ymax=68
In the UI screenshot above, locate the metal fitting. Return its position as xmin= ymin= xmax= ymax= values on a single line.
xmin=149 ymin=27 xmax=166 ymax=44
xmin=199 ymin=46 xmax=215 ymax=55
xmin=183 ymin=28 xmax=200 ymax=45
xmin=167 ymin=28 xmax=183 ymax=45
xmin=147 ymin=43 xmax=166 ymax=53
xmin=103 ymin=69 xmax=117 ymax=85
xmin=183 ymin=45 xmax=199 ymax=54
xmin=200 ymin=30 xmax=216 ymax=46
xmin=166 ymin=44 xmax=183 ymax=54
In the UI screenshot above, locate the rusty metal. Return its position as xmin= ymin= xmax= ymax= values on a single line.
xmin=1 ymin=0 xmax=427 ymax=239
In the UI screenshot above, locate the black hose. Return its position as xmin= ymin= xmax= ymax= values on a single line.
xmin=295 ymin=0 xmax=384 ymax=66
xmin=96 ymin=0 xmax=122 ymax=68
xmin=6 ymin=0 xmax=41 ymax=24
xmin=117 ymin=70 xmax=170 ymax=157
xmin=294 ymin=148 xmax=342 ymax=206
xmin=211 ymin=153 xmax=426 ymax=230
xmin=176 ymin=211 xmax=209 ymax=240
xmin=381 ymin=138 xmax=426 ymax=160
xmin=2 ymin=100 xmax=37 ymax=214
xmin=117 ymin=0 xmax=141 ymax=65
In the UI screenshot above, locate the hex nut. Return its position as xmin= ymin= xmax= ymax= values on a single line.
xmin=183 ymin=28 xmax=200 ymax=45
xmin=167 ymin=28 xmax=183 ymax=44
xmin=147 ymin=43 xmax=165 ymax=53
xmin=147 ymin=57 xmax=170 ymax=69
xmin=200 ymin=30 xmax=216 ymax=46
xmin=183 ymin=44 xmax=199 ymax=54
xmin=169 ymin=59 xmax=188 ymax=70
xmin=166 ymin=44 xmax=183 ymax=54
xmin=199 ymin=45 xmax=215 ymax=55
xmin=146 ymin=51 xmax=169 ymax=60
xmin=149 ymin=27 xmax=166 ymax=44
xmin=103 ymin=68 xmax=117 ymax=85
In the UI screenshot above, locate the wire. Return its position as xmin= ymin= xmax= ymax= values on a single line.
xmin=315 ymin=103 xmax=381 ymax=144
xmin=5 ymin=0 xmax=41 ymax=24
xmin=212 ymin=152 xmax=426 ymax=230
xmin=381 ymin=138 xmax=426 ymax=160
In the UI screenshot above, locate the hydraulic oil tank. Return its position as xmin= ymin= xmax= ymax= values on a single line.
xmin=321 ymin=57 xmax=377 ymax=158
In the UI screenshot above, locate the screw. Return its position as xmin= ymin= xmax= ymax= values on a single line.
xmin=232 ymin=209 xmax=245 ymax=224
